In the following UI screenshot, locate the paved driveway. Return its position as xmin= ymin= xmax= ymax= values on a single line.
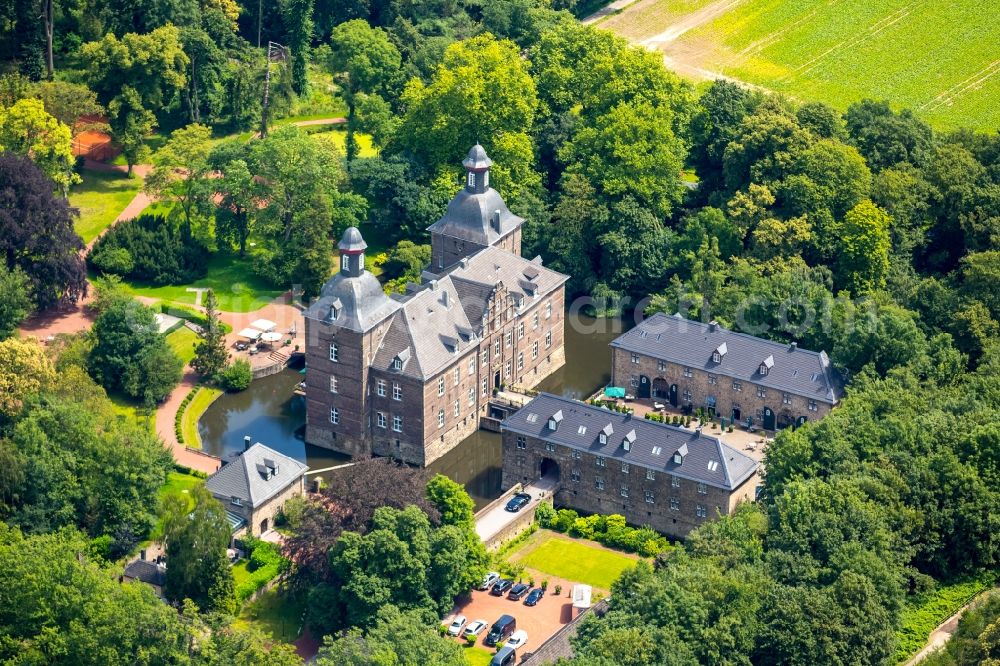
xmin=445 ymin=587 xmax=578 ymax=655
xmin=476 ymin=476 xmax=558 ymax=543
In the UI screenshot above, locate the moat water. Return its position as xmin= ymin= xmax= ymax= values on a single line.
xmin=198 ymin=313 xmax=630 ymax=507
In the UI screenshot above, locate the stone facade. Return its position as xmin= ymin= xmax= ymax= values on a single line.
xmin=500 ymin=394 xmax=759 ymax=540
xmin=501 ymin=429 xmax=756 ymax=539
xmin=229 ymin=476 xmax=305 ymax=538
xmin=610 ymin=314 xmax=841 ymax=431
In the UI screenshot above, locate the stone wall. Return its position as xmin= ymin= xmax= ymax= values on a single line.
xmin=501 ymin=429 xmax=755 ymax=540
xmin=611 ymin=348 xmax=832 ymax=429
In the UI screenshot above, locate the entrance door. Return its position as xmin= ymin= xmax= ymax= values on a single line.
xmin=762 ymin=407 xmax=775 ymax=430
xmin=795 ymin=415 xmax=808 ymax=428
xmin=668 ymin=384 xmax=678 ymax=407
xmin=732 ymin=406 xmax=742 ymax=422
xmin=259 ymin=517 xmax=269 ymax=534
xmin=637 ymin=375 xmax=650 ymax=399
xmin=494 ymin=370 xmax=502 ymax=389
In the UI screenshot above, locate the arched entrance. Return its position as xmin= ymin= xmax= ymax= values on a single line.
xmin=777 ymin=410 xmax=794 ymax=429
xmin=494 ymin=370 xmax=502 ymax=389
xmin=762 ymin=406 xmax=776 ymax=430
xmin=540 ymin=457 xmax=560 ymax=481
xmin=668 ymin=383 xmax=678 ymax=407
xmin=795 ymin=415 xmax=808 ymax=428
xmin=652 ymin=377 xmax=668 ymax=399
xmin=732 ymin=405 xmax=742 ymax=422
xmin=637 ymin=375 xmax=650 ymax=399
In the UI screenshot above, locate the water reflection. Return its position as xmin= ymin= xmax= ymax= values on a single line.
xmin=199 ymin=313 xmax=626 ymax=507
xmin=198 ymin=367 xmax=349 ymax=471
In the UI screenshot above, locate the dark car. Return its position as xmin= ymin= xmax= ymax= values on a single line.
xmin=504 ymin=493 xmax=532 ymax=513
xmin=484 ymin=614 xmax=516 ymax=647
xmin=524 ymin=587 xmax=544 ymax=606
xmin=507 ymin=583 xmax=530 ymax=600
xmin=490 ymin=579 xmax=513 ymax=596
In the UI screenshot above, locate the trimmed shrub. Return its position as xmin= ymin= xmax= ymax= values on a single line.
xmin=234 ymin=537 xmax=288 ymax=603
xmin=218 ymin=359 xmax=252 ymax=392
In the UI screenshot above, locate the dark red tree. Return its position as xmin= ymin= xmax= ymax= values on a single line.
xmin=0 ymin=152 xmax=87 ymax=309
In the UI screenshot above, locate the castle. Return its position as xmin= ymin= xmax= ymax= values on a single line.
xmin=303 ymin=145 xmax=568 ymax=466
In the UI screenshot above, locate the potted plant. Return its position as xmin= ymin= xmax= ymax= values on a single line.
xmin=554 ymin=584 xmax=562 ymax=595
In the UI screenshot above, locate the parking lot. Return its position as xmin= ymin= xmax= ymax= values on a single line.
xmin=444 ymin=585 xmax=578 ymax=656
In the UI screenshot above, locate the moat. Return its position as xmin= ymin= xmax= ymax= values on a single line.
xmin=199 ymin=312 xmax=630 ymax=507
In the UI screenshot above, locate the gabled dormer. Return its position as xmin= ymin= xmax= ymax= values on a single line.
xmin=599 ymin=423 xmax=613 ymax=445
xmin=622 ymin=429 xmax=636 ymax=451
xmin=547 ymin=410 xmax=563 ymax=431
xmin=673 ymin=442 xmax=688 ymax=465
xmin=712 ymin=342 xmax=728 ymax=364
xmin=759 ymin=355 xmax=774 ymax=376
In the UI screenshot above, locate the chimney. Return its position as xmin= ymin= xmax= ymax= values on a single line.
xmin=459 ymin=257 xmax=470 ymax=269
xmin=429 ymin=279 xmax=438 ymax=291
xmin=243 ymin=436 xmax=252 ymax=451
xmin=708 ymin=320 xmax=718 ymax=331
xmin=790 ymin=341 xmax=798 ymax=351
xmin=441 ymin=290 xmax=450 ymax=308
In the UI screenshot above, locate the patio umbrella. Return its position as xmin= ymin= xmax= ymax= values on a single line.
xmin=604 ymin=386 xmax=626 ymax=399
xmin=259 ymin=331 xmax=282 ymax=343
xmin=237 ymin=327 xmax=262 ymax=340
xmin=249 ymin=318 xmax=277 ymax=332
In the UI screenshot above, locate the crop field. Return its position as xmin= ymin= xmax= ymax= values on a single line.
xmin=598 ymin=0 xmax=1000 ymax=131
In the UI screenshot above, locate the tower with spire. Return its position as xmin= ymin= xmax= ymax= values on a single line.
xmin=427 ymin=144 xmax=524 ymax=271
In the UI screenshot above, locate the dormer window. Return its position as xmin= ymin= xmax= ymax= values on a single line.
xmin=759 ymin=355 xmax=774 ymax=376
xmin=231 ymin=496 xmax=242 ymax=506
xmin=393 ymin=358 xmax=402 ymax=371
xmin=547 ymin=410 xmax=563 ymax=431
xmin=622 ymin=429 xmax=636 ymax=451
xmin=467 ymin=171 xmax=475 ymax=188
xmin=673 ymin=452 xmax=683 ymax=465
xmin=673 ymin=443 xmax=688 ymax=466
xmin=712 ymin=342 xmax=727 ymax=363
xmin=598 ymin=432 xmax=607 ymax=445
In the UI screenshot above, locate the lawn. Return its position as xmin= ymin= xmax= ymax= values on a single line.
xmin=894 ymin=574 xmax=996 ymax=664
xmin=121 ymin=251 xmax=284 ymax=313
xmin=234 ymin=587 xmax=306 ymax=643
xmin=312 ymin=126 xmax=378 ymax=158
xmin=180 ymin=386 xmax=223 ymax=449
xmin=68 ymin=169 xmax=142 ymax=244
xmin=512 ymin=530 xmax=640 ymax=591
xmin=166 ymin=326 xmax=199 ymax=365
xmin=464 ymin=647 xmax=495 ymax=666
xmin=108 ymin=391 xmax=155 ymax=432
xmin=600 ymin=0 xmax=1000 ymax=131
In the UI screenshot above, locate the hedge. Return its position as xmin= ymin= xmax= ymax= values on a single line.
xmin=235 ymin=537 xmax=289 ymax=603
xmin=535 ymin=505 xmax=671 ymax=557
xmin=159 ymin=302 xmax=233 ymax=334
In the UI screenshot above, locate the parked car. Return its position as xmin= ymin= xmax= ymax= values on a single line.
xmin=507 ymin=583 xmax=530 ymax=601
xmin=524 ymin=587 xmax=544 ymax=606
xmin=484 ymin=614 xmax=516 ymax=647
xmin=490 ymin=579 xmax=513 ymax=596
xmin=447 ymin=615 xmax=466 ymax=637
xmin=506 ymin=630 xmax=528 ymax=649
xmin=490 ymin=646 xmax=517 ymax=666
xmin=504 ymin=492 xmax=532 ymax=512
xmin=479 ymin=571 xmax=501 ymax=591
xmin=464 ymin=619 xmax=488 ymax=638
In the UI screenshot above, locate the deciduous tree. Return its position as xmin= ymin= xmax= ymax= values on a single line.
xmin=0 ymin=97 xmax=78 ymax=193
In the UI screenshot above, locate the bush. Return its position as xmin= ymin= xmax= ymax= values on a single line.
xmin=88 ymin=213 xmax=209 ymax=285
xmin=554 ymin=584 xmax=562 ymax=595
xmin=547 ymin=509 xmax=671 ymax=557
xmin=465 ymin=635 xmax=477 ymax=647
xmin=218 ymin=359 xmax=252 ymax=391
xmin=554 ymin=509 xmax=579 ymax=533
xmin=534 ymin=502 xmax=557 ymax=528
xmin=234 ymin=537 xmax=288 ymax=603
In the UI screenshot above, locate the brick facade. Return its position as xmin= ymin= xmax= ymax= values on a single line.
xmin=228 ymin=476 xmax=306 ymax=538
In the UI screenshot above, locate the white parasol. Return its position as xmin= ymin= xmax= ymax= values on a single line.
xmin=259 ymin=331 xmax=283 ymax=343
xmin=249 ymin=318 xmax=277 ymax=332
xmin=237 ymin=327 xmax=262 ymax=340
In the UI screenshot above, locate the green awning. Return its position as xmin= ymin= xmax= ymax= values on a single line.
xmin=604 ymin=386 xmax=626 ymax=398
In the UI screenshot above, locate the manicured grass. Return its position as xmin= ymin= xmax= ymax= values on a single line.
xmin=464 ymin=647 xmax=496 ymax=666
xmin=121 ymin=252 xmax=284 ymax=313
xmin=513 ymin=530 xmax=640 ymax=591
xmin=180 ymin=386 xmax=223 ymax=449
xmin=108 ymin=391 xmax=155 ymax=431
xmin=894 ymin=575 xmax=996 ymax=664
xmin=69 ymin=169 xmax=143 ymax=244
xmin=234 ymin=587 xmax=306 ymax=643
xmin=312 ymin=126 xmax=378 ymax=158
xmin=166 ymin=326 xmax=199 ymax=365
xmin=602 ymin=0 xmax=999 ymax=131
xmin=232 ymin=559 xmax=252 ymax=589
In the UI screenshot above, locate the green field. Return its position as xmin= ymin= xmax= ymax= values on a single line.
xmin=600 ymin=0 xmax=1000 ymax=131
xmin=166 ymin=326 xmax=199 ymax=365
xmin=68 ymin=169 xmax=142 ymax=244
xmin=121 ymin=252 xmax=284 ymax=313
xmin=514 ymin=530 xmax=640 ymax=591
xmin=464 ymin=647 xmax=495 ymax=666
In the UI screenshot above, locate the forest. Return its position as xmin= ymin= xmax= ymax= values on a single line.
xmin=1 ymin=0 xmax=999 ymax=664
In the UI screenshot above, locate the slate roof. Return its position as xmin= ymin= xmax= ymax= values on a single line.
xmin=427 ymin=145 xmax=523 ymax=246
xmin=304 ymin=264 xmax=401 ymax=333
xmin=371 ymin=246 xmax=568 ymax=380
xmin=501 ymin=393 xmax=758 ymax=491
xmin=124 ymin=559 xmax=166 ymax=587
xmin=612 ymin=313 xmax=843 ymax=405
xmin=205 ymin=443 xmax=308 ymax=508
